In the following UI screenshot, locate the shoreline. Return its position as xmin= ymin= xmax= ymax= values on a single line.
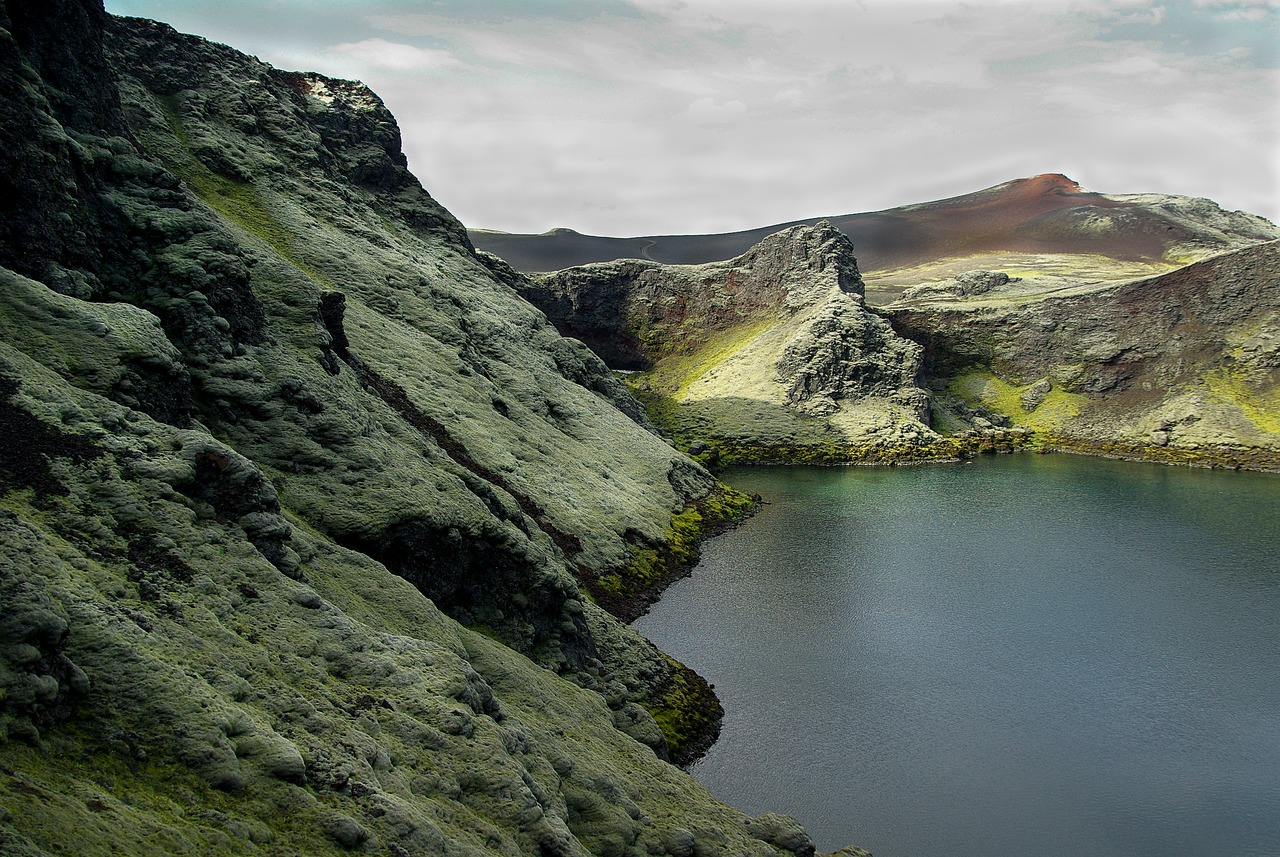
xmin=631 ymin=433 xmax=1280 ymax=765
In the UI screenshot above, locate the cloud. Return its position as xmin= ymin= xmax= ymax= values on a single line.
xmin=1192 ymin=0 xmax=1275 ymax=18
xmin=330 ymin=38 xmax=462 ymax=71
xmin=104 ymin=0 xmax=1280 ymax=234
xmin=682 ymin=97 xmax=749 ymax=125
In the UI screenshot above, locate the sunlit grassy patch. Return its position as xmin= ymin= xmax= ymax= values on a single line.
xmin=633 ymin=318 xmax=775 ymax=398
xmin=949 ymin=370 xmax=1086 ymax=432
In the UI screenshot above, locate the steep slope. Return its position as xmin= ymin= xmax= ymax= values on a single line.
xmin=0 ymin=347 xmax=813 ymax=857
xmin=0 ymin=2 xmax=843 ymax=854
xmin=887 ymin=240 xmax=1280 ymax=470
xmin=470 ymin=174 xmax=1280 ymax=300
xmin=516 ymin=223 xmax=989 ymax=464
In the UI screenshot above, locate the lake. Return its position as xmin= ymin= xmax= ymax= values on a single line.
xmin=634 ymin=453 xmax=1280 ymax=857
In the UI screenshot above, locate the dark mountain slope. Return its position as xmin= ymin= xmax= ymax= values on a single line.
xmin=470 ymin=174 xmax=1279 ymax=283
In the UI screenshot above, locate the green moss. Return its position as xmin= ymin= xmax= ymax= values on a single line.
xmin=623 ymin=387 xmax=685 ymax=447
xmin=152 ymin=104 xmax=328 ymax=286
xmin=626 ymin=385 xmax=837 ymax=456
xmin=0 ymin=728 xmax=341 ymax=856
xmin=1033 ymin=431 xmax=1280 ymax=471
xmin=1202 ymin=368 xmax=1280 ymax=436
xmin=583 ymin=483 xmax=757 ymax=619
xmin=712 ymin=433 xmax=1030 ymax=465
xmin=949 ymin=370 xmax=1086 ymax=432
xmin=629 ymin=319 xmax=774 ymax=399
xmin=641 ymin=654 xmax=723 ymax=767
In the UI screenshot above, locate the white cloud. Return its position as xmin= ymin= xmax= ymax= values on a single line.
xmin=1092 ymin=52 xmax=1182 ymax=81
xmin=681 ymin=97 xmax=749 ymax=125
xmin=1192 ymin=0 xmax=1276 ymax=13
xmin=103 ymin=0 xmax=1280 ymax=233
xmin=331 ymin=38 xmax=462 ymax=71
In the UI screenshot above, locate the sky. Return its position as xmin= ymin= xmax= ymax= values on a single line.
xmin=104 ymin=0 xmax=1280 ymax=237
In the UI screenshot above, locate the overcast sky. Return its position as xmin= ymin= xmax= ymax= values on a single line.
xmin=104 ymin=0 xmax=1279 ymax=236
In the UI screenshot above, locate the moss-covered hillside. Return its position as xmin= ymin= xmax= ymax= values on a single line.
xmin=0 ymin=1 xmax=849 ymax=853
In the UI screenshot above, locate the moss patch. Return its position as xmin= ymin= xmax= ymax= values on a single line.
xmin=0 ymin=728 xmax=341 ymax=857
xmin=640 ymin=654 xmax=724 ymax=768
xmin=949 ymin=370 xmax=1087 ymax=432
xmin=1202 ymin=368 xmax=1280 ymax=437
xmin=713 ymin=432 xmax=1032 ymax=465
xmin=632 ymin=318 xmax=775 ymax=398
xmin=154 ymin=104 xmax=327 ymax=285
xmin=585 ymin=483 xmax=758 ymax=623
xmin=1035 ymin=432 xmax=1280 ymax=471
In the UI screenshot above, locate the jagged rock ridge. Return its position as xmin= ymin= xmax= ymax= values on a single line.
xmin=516 ymin=223 xmax=940 ymax=462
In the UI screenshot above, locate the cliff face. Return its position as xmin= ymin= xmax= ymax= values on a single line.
xmin=887 ymin=240 xmax=1280 ymax=469
xmin=0 ymin=2 xmax=835 ymax=854
xmin=521 ymin=223 xmax=942 ymax=464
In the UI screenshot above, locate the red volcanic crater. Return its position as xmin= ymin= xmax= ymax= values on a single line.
xmin=826 ymin=173 xmax=1171 ymax=270
xmin=469 ymin=174 xmax=1203 ymax=273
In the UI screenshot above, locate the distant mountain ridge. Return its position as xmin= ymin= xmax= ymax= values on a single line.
xmin=470 ymin=174 xmax=1279 ymax=276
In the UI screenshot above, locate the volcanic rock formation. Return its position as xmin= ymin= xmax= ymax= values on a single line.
xmin=887 ymin=239 xmax=1280 ymax=469
xmin=510 ymin=215 xmax=1279 ymax=469
xmin=515 ymin=223 xmax=943 ymax=463
xmin=0 ymin=2 xmax=836 ymax=854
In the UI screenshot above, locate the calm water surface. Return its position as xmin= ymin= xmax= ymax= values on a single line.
xmin=634 ymin=454 xmax=1280 ymax=857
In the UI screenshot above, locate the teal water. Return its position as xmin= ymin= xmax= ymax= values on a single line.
xmin=634 ymin=454 xmax=1280 ymax=857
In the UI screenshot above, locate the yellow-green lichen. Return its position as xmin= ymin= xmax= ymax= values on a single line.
xmin=1034 ymin=431 xmax=1280 ymax=471
xmin=585 ymin=483 xmax=757 ymax=617
xmin=151 ymin=103 xmax=328 ymax=285
xmin=629 ymin=318 xmax=775 ymax=400
xmin=1202 ymin=368 xmax=1280 ymax=437
xmin=949 ymin=370 xmax=1087 ymax=432
xmin=641 ymin=654 xmax=723 ymax=767
xmin=0 ymin=730 xmax=342 ymax=857
xmin=712 ymin=432 xmax=1031 ymax=466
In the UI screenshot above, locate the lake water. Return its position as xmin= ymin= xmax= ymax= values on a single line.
xmin=634 ymin=454 xmax=1280 ymax=857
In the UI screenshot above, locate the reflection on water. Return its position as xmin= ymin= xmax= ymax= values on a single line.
xmin=634 ymin=454 xmax=1280 ymax=857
